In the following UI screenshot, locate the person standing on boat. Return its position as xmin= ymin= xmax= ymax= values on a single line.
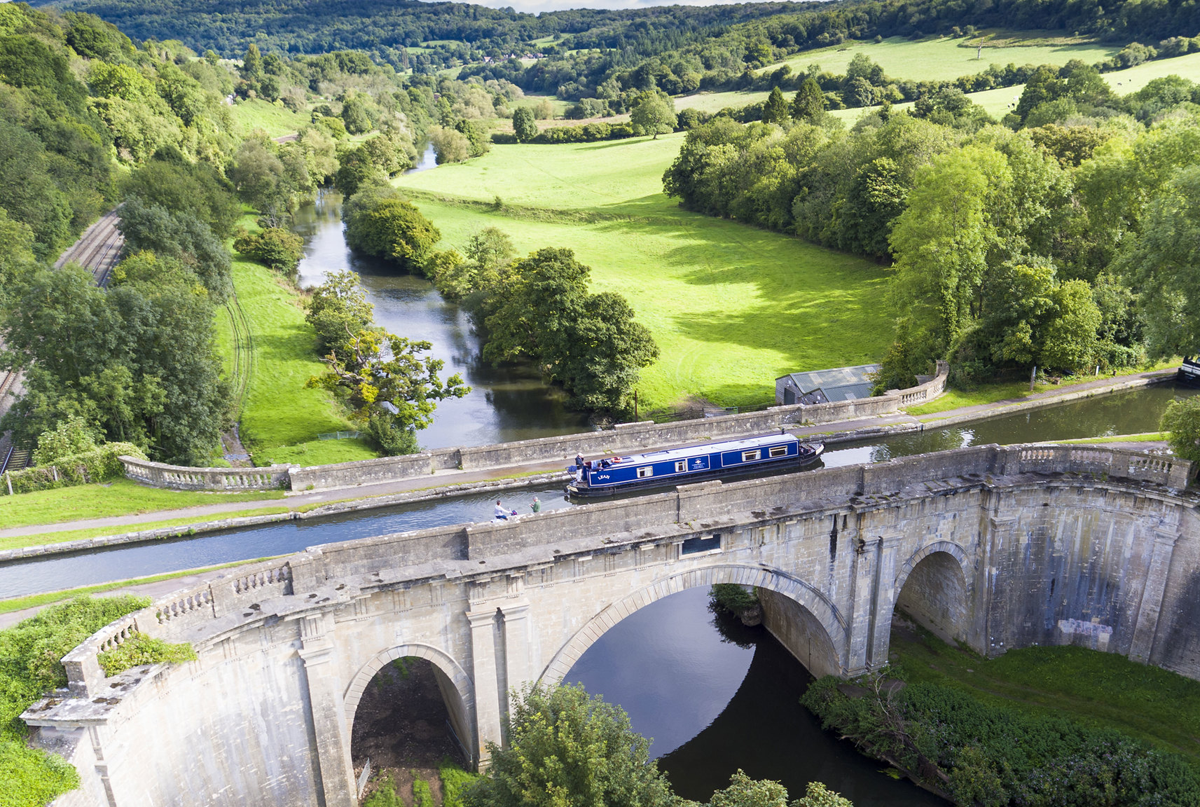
xmin=494 ymin=501 xmax=509 ymax=520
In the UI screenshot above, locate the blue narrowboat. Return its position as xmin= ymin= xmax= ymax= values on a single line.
xmin=566 ymin=433 xmax=823 ymax=497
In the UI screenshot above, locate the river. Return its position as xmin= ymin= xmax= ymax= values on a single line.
xmin=291 ymin=162 xmax=590 ymax=449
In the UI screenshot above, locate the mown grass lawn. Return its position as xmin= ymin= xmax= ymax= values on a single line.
xmin=228 ymin=257 xmax=378 ymax=466
xmin=0 ymin=479 xmax=283 ymax=534
xmin=396 ymin=136 xmax=891 ymax=411
xmin=891 ymin=620 xmax=1200 ymax=764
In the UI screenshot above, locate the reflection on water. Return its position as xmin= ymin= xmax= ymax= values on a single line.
xmin=291 ymin=189 xmax=590 ymax=449
xmin=566 ymin=588 xmax=946 ymax=805
xmin=821 ymin=384 xmax=1198 ymax=468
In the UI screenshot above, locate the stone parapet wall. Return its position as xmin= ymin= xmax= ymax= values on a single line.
xmin=120 ymin=455 xmax=290 ymax=491
xmin=124 ymin=363 xmax=950 ymax=493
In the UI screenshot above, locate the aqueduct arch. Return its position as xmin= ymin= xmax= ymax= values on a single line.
xmin=342 ymin=643 xmax=477 ymax=762
xmin=892 ymin=542 xmax=973 ymax=646
xmin=540 ymin=563 xmax=846 ymax=685
xmin=25 ymin=445 xmax=1195 ymax=807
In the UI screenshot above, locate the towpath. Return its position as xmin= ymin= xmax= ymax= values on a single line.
xmin=0 ymin=366 xmax=1174 ymax=544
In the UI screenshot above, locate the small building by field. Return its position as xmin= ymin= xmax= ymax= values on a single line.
xmin=775 ymin=364 xmax=880 ymax=405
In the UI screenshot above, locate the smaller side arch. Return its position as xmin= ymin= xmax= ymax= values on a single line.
xmin=892 ymin=541 xmax=972 ymax=645
xmin=539 ymin=564 xmax=848 ymax=685
xmin=342 ymin=643 xmax=477 ymax=762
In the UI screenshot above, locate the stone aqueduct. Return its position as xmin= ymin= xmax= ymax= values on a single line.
xmin=26 ymin=444 xmax=1200 ymax=807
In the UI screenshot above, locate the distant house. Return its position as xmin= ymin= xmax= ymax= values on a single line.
xmin=775 ymin=364 xmax=881 ymax=405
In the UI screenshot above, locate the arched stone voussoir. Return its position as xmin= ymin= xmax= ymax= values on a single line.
xmin=893 ymin=540 xmax=973 ymax=597
xmin=538 ymin=563 xmax=846 ymax=685
xmin=342 ymin=643 xmax=475 ymax=736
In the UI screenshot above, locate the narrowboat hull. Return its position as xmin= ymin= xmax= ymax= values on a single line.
xmin=567 ymin=443 xmax=823 ymax=497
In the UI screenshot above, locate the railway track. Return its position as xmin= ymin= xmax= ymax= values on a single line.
xmin=53 ymin=207 xmax=125 ymax=287
xmin=0 ymin=209 xmax=127 ymax=477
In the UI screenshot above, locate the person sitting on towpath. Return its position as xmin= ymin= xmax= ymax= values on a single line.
xmin=495 ymin=501 xmax=510 ymax=520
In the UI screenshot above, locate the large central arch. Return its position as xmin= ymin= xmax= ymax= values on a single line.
xmin=539 ymin=564 xmax=847 ymax=685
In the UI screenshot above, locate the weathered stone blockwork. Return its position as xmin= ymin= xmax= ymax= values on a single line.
xmin=29 ymin=444 xmax=1198 ymax=807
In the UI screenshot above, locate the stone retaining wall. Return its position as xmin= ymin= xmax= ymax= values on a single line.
xmin=121 ymin=362 xmax=949 ymax=494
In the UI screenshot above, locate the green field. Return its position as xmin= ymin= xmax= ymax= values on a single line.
xmin=510 ymin=93 xmax=573 ymax=117
xmin=0 ymin=479 xmax=282 ymax=538
xmin=226 ymin=255 xmax=378 ymax=466
xmin=227 ymin=99 xmax=309 ymax=139
xmin=395 ymin=135 xmax=890 ymax=411
xmin=761 ymin=35 xmax=1119 ymax=83
xmin=892 ymin=620 xmax=1200 ymax=764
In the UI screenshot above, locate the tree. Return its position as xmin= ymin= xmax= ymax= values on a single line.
xmin=762 ymin=87 xmax=789 ymax=125
xmin=31 ymin=415 xmax=97 ymax=466
xmin=1115 ymin=165 xmax=1200 ymax=358
xmin=229 ymin=138 xmax=294 ymax=225
xmin=1162 ymin=397 xmax=1200 ymax=463
xmin=463 ymin=683 xmax=675 ymax=807
xmin=234 ymin=227 xmax=305 ymax=275
xmin=512 ymin=106 xmax=538 ymax=142
xmin=309 ymin=328 xmax=468 ymax=452
xmin=630 ymin=90 xmax=677 ymax=139
xmin=117 ymin=197 xmax=232 ymax=301
xmin=306 ymin=270 xmax=375 ymax=357
xmin=344 ymin=196 xmax=441 ymax=273
xmin=240 ymin=43 xmax=263 ymax=83
xmin=791 ymin=78 xmax=826 ymax=123
xmin=429 ymin=125 xmax=471 ymax=164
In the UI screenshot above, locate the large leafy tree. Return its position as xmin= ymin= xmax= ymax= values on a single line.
xmin=480 ymin=248 xmax=657 ymax=412
xmin=343 ymin=191 xmax=441 ymax=273
xmin=1115 ymin=164 xmax=1200 ymax=359
xmin=761 ymin=87 xmax=789 ymax=125
xmin=512 ymin=106 xmax=538 ymax=142
xmin=464 ymin=683 xmax=675 ymax=807
xmin=630 ymin=90 xmax=676 ymax=139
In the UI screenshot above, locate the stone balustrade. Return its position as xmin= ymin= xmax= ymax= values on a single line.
xmin=120 ymin=455 xmax=290 ymax=491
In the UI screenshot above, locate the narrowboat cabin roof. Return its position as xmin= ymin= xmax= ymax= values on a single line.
xmin=597 ymin=433 xmax=797 ymax=466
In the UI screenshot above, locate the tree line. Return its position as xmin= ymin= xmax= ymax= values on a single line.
xmin=663 ymin=61 xmax=1200 ymax=389
xmin=0 ymin=2 xmax=531 ymax=466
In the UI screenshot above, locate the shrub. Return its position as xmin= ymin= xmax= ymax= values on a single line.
xmin=234 ymin=227 xmax=305 ymax=275
xmin=0 ymin=596 xmax=149 ymax=807
xmin=412 ymin=776 xmax=434 ymax=807
xmin=97 ymin=632 xmax=197 ymax=676
xmin=709 ymin=583 xmax=758 ymax=614
xmin=7 ymin=442 xmax=148 ymax=495
xmin=440 ymin=760 xmax=478 ymax=807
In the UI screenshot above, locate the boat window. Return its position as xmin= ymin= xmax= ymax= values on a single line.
xmin=769 ymin=446 xmax=787 ymax=458
xmin=742 ymin=450 xmax=761 ymax=461
xmin=637 ymin=466 xmax=654 ymax=478
xmin=675 ymin=460 xmax=687 ymax=472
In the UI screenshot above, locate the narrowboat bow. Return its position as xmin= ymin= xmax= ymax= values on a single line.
xmin=566 ymin=433 xmax=823 ymax=497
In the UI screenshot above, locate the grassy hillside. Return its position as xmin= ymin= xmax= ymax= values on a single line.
xmin=761 ymin=35 xmax=1119 ymax=83
xmin=685 ymin=48 xmax=1200 ymax=125
xmin=395 ymin=135 xmax=890 ymax=412
xmin=227 ymin=99 xmax=310 ymax=139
